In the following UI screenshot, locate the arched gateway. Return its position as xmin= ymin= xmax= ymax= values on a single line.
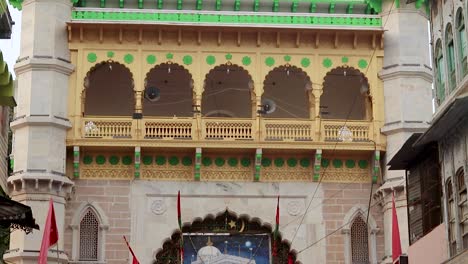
xmin=153 ymin=210 xmax=300 ymax=264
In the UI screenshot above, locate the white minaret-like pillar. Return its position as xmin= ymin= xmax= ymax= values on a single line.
xmin=4 ymin=0 xmax=74 ymax=263
xmin=378 ymin=1 xmax=433 ymax=263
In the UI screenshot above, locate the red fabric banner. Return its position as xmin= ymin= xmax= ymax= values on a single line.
xmin=123 ymin=236 xmax=140 ymax=264
xmin=392 ymin=192 xmax=402 ymax=263
xmin=38 ymin=199 xmax=59 ymax=264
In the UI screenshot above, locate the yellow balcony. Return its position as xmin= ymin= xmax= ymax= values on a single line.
xmin=70 ymin=116 xmax=381 ymax=151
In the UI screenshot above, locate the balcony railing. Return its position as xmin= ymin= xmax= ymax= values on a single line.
xmin=144 ymin=118 xmax=194 ymax=140
xmin=76 ymin=117 xmax=378 ymax=146
xmin=202 ymin=118 xmax=254 ymax=141
xmin=262 ymin=119 xmax=314 ymax=141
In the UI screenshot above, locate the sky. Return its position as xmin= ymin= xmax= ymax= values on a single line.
xmin=0 ymin=3 xmax=21 ymax=77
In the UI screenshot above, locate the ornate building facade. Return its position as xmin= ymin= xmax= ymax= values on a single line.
xmin=389 ymin=0 xmax=468 ymax=263
xmin=2 ymin=0 xmax=434 ymax=263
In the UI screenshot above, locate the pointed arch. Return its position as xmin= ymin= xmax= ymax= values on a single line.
xmin=341 ymin=205 xmax=379 ymax=264
xmin=456 ymin=8 xmax=467 ymax=77
xmin=321 ymin=66 xmax=371 ymax=120
xmin=70 ymin=202 xmax=109 ymax=262
xmin=83 ymin=61 xmax=135 ymax=116
xmin=435 ymin=39 xmax=446 ymax=103
xmin=446 ymin=23 xmax=456 ymax=91
xmin=153 ymin=210 xmax=301 ymax=264
xmin=143 ymin=62 xmax=195 ymax=117
xmin=202 ymin=64 xmax=255 ymax=118
xmin=262 ymin=65 xmax=313 ymax=119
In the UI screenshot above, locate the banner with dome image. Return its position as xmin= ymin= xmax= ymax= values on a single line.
xmin=183 ymin=233 xmax=271 ymax=264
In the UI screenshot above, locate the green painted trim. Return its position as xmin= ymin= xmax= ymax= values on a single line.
xmin=273 ymin=0 xmax=279 ymax=12
xmin=253 ymin=0 xmax=259 ymax=12
xmin=215 ymin=0 xmax=221 ymax=11
xmin=347 ymin=3 xmax=353 ymax=14
xmin=196 ymin=0 xmax=202 ymax=10
xmin=329 ymin=3 xmax=335 ymax=14
xmin=177 ymin=0 xmax=183 ymax=10
xmin=71 ymin=10 xmax=383 ymax=28
xmin=119 ymin=0 xmax=124 ymax=8
xmin=291 ymin=0 xmax=299 ymax=12
xmin=157 ymin=0 xmax=163 ymax=9
xmin=234 ymin=0 xmax=240 ymax=11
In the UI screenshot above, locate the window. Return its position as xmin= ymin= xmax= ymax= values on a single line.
xmin=435 ymin=40 xmax=446 ymax=103
xmin=447 ymin=178 xmax=457 ymax=255
xmin=456 ymin=168 xmax=468 ymax=249
xmin=342 ymin=206 xmax=378 ymax=264
xmin=457 ymin=10 xmax=467 ymax=77
xmin=79 ymin=210 xmax=99 ymax=261
xmin=70 ymin=202 xmax=109 ymax=263
xmin=351 ymin=216 xmax=370 ymax=264
xmin=446 ymin=25 xmax=456 ymax=91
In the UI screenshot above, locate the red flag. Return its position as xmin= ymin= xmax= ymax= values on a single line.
xmin=288 ymin=253 xmax=294 ymax=264
xmin=38 ymin=199 xmax=59 ymax=264
xmin=123 ymin=236 xmax=140 ymax=264
xmin=273 ymin=196 xmax=280 ymax=257
xmin=178 ymin=191 xmax=184 ymax=262
xmin=177 ymin=191 xmax=182 ymax=229
xmin=392 ymin=192 xmax=402 ymax=263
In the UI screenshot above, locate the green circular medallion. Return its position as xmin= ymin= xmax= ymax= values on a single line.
xmin=206 ymin=55 xmax=216 ymax=65
xmin=124 ymin=54 xmax=134 ymax=64
xmin=242 ymin=56 xmax=252 ymax=66
xmin=146 ymin=55 xmax=156 ymax=64
xmin=87 ymin=53 xmax=97 ymax=63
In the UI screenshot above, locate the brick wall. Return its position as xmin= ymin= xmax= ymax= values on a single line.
xmin=64 ymin=179 xmax=132 ymax=264
xmin=322 ymin=183 xmax=385 ymax=264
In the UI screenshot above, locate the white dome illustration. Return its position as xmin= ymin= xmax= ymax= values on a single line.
xmin=191 ymin=237 xmax=256 ymax=264
xmin=197 ymin=244 xmax=222 ymax=261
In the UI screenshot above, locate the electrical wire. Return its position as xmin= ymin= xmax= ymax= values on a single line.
xmin=288 ymin=0 xmax=396 ymax=249
xmin=295 ymin=180 xmax=406 ymax=255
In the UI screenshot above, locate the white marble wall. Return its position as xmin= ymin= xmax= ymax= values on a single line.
xmin=130 ymin=181 xmax=325 ymax=264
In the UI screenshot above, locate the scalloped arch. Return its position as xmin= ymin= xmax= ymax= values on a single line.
xmin=202 ymin=63 xmax=255 ymax=118
xmin=145 ymin=62 xmax=194 ymax=84
xmin=85 ymin=60 xmax=135 ymax=83
xmin=83 ymin=60 xmax=135 ymax=116
xmin=262 ymin=64 xmax=313 ymax=119
xmin=153 ymin=209 xmax=302 ymax=264
xmin=143 ymin=62 xmax=195 ymax=117
xmin=202 ymin=63 xmax=255 ymax=94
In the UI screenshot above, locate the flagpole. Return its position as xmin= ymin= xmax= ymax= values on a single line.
xmin=56 ymin=242 xmax=59 ymax=264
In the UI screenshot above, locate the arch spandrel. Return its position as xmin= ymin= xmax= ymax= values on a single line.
xmin=153 ymin=210 xmax=301 ymax=264
xmin=198 ymin=53 xmax=259 ymax=94
xmin=83 ymin=51 xmax=139 ymax=90
xmin=141 ymin=52 xmax=200 ymax=93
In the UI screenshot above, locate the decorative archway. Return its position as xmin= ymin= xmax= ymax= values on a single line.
xmin=202 ymin=64 xmax=255 ymax=118
xmin=144 ymin=63 xmax=195 ymax=117
xmin=320 ymin=66 xmax=371 ymax=120
xmin=262 ymin=65 xmax=313 ymax=119
xmin=153 ymin=210 xmax=301 ymax=264
xmin=83 ymin=61 xmax=135 ymax=116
